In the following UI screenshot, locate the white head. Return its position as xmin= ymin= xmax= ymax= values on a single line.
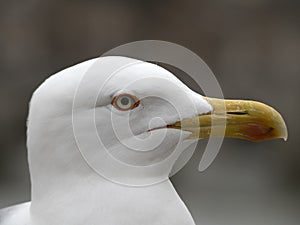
xmin=27 ymin=56 xmax=212 ymax=195
xmin=28 ymin=55 xmax=288 ymax=193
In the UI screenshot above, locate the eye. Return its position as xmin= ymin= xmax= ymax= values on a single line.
xmin=112 ymin=94 xmax=140 ymax=111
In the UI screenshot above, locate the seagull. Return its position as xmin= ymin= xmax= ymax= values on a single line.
xmin=0 ymin=56 xmax=287 ymax=225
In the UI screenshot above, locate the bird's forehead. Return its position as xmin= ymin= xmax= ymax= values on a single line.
xmin=103 ymin=62 xmax=189 ymax=96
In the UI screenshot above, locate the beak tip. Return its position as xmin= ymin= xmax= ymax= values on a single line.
xmin=277 ymin=112 xmax=288 ymax=142
xmin=282 ymin=127 xmax=288 ymax=142
xmin=281 ymin=131 xmax=288 ymax=142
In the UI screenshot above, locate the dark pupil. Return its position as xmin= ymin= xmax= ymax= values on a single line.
xmin=121 ymin=97 xmax=130 ymax=105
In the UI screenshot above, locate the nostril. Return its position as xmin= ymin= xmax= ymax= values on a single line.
xmin=227 ymin=111 xmax=248 ymax=115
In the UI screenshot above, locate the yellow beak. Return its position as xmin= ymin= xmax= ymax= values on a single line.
xmin=169 ymin=97 xmax=288 ymax=142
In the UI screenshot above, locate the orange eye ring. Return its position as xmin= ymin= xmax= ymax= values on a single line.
xmin=111 ymin=93 xmax=140 ymax=111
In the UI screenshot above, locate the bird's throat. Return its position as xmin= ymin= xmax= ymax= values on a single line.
xmin=30 ymin=173 xmax=195 ymax=225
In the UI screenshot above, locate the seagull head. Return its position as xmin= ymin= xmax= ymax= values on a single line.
xmin=27 ymin=56 xmax=287 ymax=189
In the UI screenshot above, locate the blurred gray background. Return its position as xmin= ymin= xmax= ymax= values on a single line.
xmin=0 ymin=0 xmax=299 ymax=224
